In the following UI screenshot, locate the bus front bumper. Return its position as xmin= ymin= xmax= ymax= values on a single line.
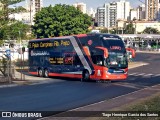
xmin=103 ymin=73 xmax=128 ymax=80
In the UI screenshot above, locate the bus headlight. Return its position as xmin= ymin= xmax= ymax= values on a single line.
xmin=106 ymin=75 xmax=109 ymax=78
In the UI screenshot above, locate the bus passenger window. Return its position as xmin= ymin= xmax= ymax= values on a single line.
xmin=74 ymin=55 xmax=81 ymax=65
xmin=91 ymin=55 xmax=103 ymax=66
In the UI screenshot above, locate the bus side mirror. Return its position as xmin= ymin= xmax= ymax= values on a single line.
xmin=104 ymin=49 xmax=108 ymax=58
xmin=83 ymin=46 xmax=90 ymax=56
xmin=95 ymin=47 xmax=108 ymax=58
xmin=126 ymin=48 xmax=136 ymax=58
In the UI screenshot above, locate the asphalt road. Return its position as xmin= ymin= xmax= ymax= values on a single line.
xmin=0 ymin=53 xmax=160 ymax=118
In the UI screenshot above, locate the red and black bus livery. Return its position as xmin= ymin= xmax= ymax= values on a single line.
xmin=28 ymin=33 xmax=131 ymax=81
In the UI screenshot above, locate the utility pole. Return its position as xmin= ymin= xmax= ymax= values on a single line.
xmin=6 ymin=36 xmax=11 ymax=84
xmin=30 ymin=0 xmax=32 ymax=25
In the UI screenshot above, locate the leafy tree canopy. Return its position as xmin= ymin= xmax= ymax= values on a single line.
xmin=110 ymin=28 xmax=117 ymax=34
xmin=124 ymin=23 xmax=135 ymax=34
xmin=0 ymin=0 xmax=24 ymax=5
xmin=0 ymin=0 xmax=30 ymax=41
xmin=32 ymin=4 xmax=92 ymax=38
xmin=0 ymin=0 xmax=26 ymax=20
xmin=143 ymin=27 xmax=160 ymax=34
xmin=0 ymin=21 xmax=30 ymax=40
xmin=101 ymin=28 xmax=108 ymax=33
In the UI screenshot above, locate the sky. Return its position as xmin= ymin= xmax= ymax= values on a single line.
xmin=16 ymin=0 xmax=145 ymax=9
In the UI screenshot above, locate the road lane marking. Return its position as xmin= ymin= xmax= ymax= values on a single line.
xmin=137 ymin=73 xmax=146 ymax=76
xmin=143 ymin=74 xmax=153 ymax=77
xmin=153 ymin=74 xmax=160 ymax=77
xmin=129 ymin=73 xmax=138 ymax=75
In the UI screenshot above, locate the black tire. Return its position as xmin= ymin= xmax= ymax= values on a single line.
xmin=38 ymin=69 xmax=43 ymax=77
xmin=44 ymin=69 xmax=49 ymax=78
xmin=82 ymin=70 xmax=90 ymax=81
xmin=37 ymin=69 xmax=40 ymax=77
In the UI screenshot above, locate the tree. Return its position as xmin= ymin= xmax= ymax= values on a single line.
xmin=0 ymin=21 xmax=30 ymax=40
xmin=124 ymin=23 xmax=135 ymax=34
xmin=109 ymin=28 xmax=117 ymax=34
xmin=0 ymin=0 xmax=29 ymax=41
xmin=143 ymin=27 xmax=160 ymax=34
xmin=32 ymin=4 xmax=92 ymax=38
xmin=100 ymin=28 xmax=117 ymax=34
xmin=0 ymin=0 xmax=29 ymax=77
xmin=101 ymin=28 xmax=109 ymax=33
xmin=0 ymin=0 xmax=26 ymax=18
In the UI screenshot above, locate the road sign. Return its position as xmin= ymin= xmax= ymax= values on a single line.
xmin=5 ymin=49 xmax=11 ymax=59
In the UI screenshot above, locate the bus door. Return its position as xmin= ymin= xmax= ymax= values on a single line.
xmin=91 ymin=48 xmax=105 ymax=79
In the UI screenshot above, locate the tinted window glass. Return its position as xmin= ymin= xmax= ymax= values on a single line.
xmin=102 ymin=36 xmax=125 ymax=53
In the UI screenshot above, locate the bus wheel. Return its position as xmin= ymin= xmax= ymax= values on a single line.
xmin=44 ymin=69 xmax=49 ymax=78
xmin=38 ymin=69 xmax=43 ymax=77
xmin=82 ymin=70 xmax=90 ymax=81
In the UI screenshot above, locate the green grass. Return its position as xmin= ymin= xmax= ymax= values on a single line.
xmin=83 ymin=94 xmax=160 ymax=120
xmin=120 ymin=94 xmax=160 ymax=120
xmin=128 ymin=95 xmax=160 ymax=112
xmin=109 ymin=94 xmax=160 ymax=120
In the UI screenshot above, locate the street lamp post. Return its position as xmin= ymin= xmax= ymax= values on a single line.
xmin=134 ymin=21 xmax=136 ymax=34
xmin=6 ymin=36 xmax=12 ymax=83
xmin=30 ymin=0 xmax=32 ymax=25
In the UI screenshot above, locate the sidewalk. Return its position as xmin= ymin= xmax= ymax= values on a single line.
xmin=136 ymin=50 xmax=160 ymax=54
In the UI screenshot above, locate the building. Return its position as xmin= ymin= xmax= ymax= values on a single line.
xmin=116 ymin=0 xmax=130 ymax=20
xmin=96 ymin=7 xmax=105 ymax=27
xmin=73 ymin=2 xmax=86 ymax=14
xmin=9 ymin=12 xmax=32 ymax=24
xmin=104 ymin=2 xmax=117 ymax=28
xmin=134 ymin=21 xmax=160 ymax=33
xmin=96 ymin=0 xmax=131 ymax=28
xmin=157 ymin=0 xmax=160 ymax=21
xmin=130 ymin=9 xmax=137 ymax=20
xmin=26 ymin=0 xmax=43 ymax=24
xmin=87 ymin=8 xmax=96 ymax=18
xmin=116 ymin=20 xmax=160 ymax=34
xmin=32 ymin=0 xmax=43 ymax=13
xmin=145 ymin=0 xmax=159 ymax=20
xmin=9 ymin=0 xmax=43 ymax=25
xmin=137 ymin=4 xmax=146 ymax=20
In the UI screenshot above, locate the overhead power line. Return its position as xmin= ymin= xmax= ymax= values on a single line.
xmin=138 ymin=0 xmax=145 ymax=4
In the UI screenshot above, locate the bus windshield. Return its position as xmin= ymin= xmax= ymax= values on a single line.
xmin=102 ymin=38 xmax=125 ymax=52
xmin=105 ymin=52 xmax=128 ymax=69
xmin=101 ymin=36 xmax=127 ymax=69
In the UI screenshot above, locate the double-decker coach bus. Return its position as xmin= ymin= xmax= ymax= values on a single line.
xmin=28 ymin=33 xmax=135 ymax=81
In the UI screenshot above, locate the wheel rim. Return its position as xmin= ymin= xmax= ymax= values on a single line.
xmin=83 ymin=71 xmax=89 ymax=80
xmin=44 ymin=70 xmax=48 ymax=77
xmin=39 ymin=69 xmax=43 ymax=77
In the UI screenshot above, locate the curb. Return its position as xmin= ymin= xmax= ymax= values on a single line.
xmin=136 ymin=51 xmax=160 ymax=54
xmin=0 ymin=83 xmax=18 ymax=88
